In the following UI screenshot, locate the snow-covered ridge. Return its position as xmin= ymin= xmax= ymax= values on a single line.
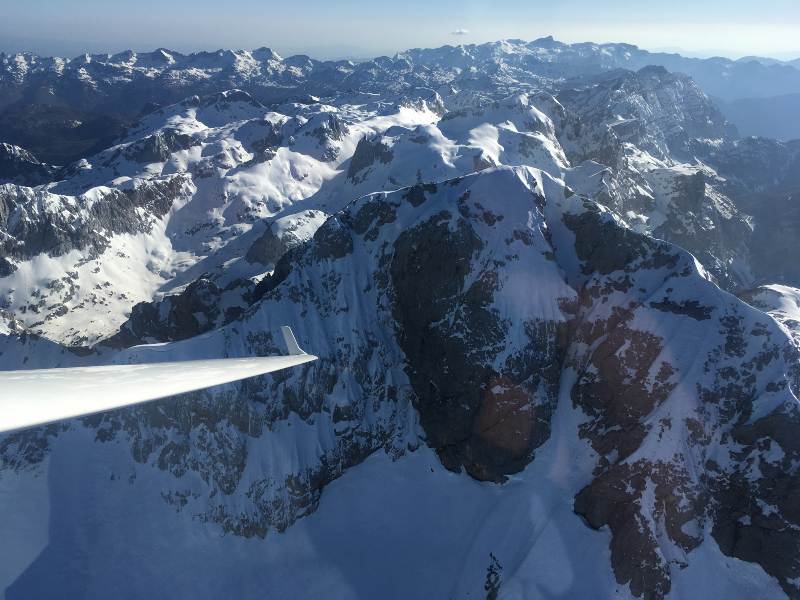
xmin=0 ymin=143 xmax=58 ymax=186
xmin=0 ymin=92 xmax=444 ymax=344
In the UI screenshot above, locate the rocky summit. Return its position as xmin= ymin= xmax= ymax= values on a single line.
xmin=1 ymin=36 xmax=799 ymax=600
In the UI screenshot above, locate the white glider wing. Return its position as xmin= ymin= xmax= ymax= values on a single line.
xmin=0 ymin=326 xmax=317 ymax=434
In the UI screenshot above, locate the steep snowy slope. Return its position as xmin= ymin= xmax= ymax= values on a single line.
xmin=741 ymin=285 xmax=800 ymax=351
xmin=2 ymin=167 xmax=799 ymax=599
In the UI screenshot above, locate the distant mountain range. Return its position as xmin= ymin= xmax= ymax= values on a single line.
xmin=738 ymin=55 xmax=800 ymax=67
xmin=1 ymin=37 xmax=800 ymax=165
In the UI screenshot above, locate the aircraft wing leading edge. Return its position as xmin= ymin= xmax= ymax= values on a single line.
xmin=0 ymin=326 xmax=317 ymax=434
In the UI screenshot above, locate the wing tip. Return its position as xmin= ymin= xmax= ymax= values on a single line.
xmin=280 ymin=326 xmax=307 ymax=356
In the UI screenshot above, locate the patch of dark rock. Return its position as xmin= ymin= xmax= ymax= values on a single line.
xmin=106 ymin=276 xmax=224 ymax=346
xmin=563 ymin=210 xmax=678 ymax=276
xmin=312 ymin=216 xmax=353 ymax=260
xmin=390 ymin=212 xmax=558 ymax=481
xmin=123 ymin=129 xmax=195 ymax=164
xmin=403 ymin=182 xmax=437 ymax=207
xmin=649 ymin=298 xmax=713 ymax=320
xmin=347 ymin=135 xmax=393 ymax=180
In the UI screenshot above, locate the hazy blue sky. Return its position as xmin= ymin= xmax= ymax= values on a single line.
xmin=1 ymin=0 xmax=799 ymax=60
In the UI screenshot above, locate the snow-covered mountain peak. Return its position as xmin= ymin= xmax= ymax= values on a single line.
xmin=2 ymin=37 xmax=800 ymax=600
xmin=5 ymin=163 xmax=800 ymax=598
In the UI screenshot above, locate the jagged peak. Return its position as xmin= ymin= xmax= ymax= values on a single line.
xmin=252 ymin=47 xmax=283 ymax=62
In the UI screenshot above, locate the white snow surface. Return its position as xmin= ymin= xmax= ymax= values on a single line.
xmin=0 ymin=379 xmax=783 ymax=599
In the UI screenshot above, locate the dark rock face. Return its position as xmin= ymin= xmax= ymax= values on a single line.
xmin=245 ymin=120 xmax=283 ymax=164
xmin=347 ymin=135 xmax=394 ymax=182
xmin=555 ymin=203 xmax=800 ymax=599
xmin=107 ymin=277 xmax=233 ymax=346
xmin=563 ymin=208 xmax=678 ymax=276
xmin=302 ymin=113 xmax=349 ymax=161
xmin=245 ymin=226 xmax=293 ymax=265
xmin=312 ymin=215 xmax=354 ymax=260
xmin=245 ymin=212 xmax=326 ymax=267
xmin=561 ymin=208 xmax=696 ymax=598
xmin=710 ymin=408 xmax=800 ymax=597
xmin=123 ymin=129 xmax=196 ymax=164
xmin=388 ymin=200 xmax=565 ymax=480
xmin=700 ymin=318 xmax=800 ymax=599
xmin=574 ymin=462 xmax=700 ymax=600
xmin=392 ymin=213 xmax=506 ymax=479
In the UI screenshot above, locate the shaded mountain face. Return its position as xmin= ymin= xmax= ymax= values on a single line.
xmin=719 ymin=93 xmax=800 ymax=141
xmin=691 ymin=138 xmax=800 ymax=287
xmin=552 ymin=66 xmax=735 ymax=164
xmin=1 ymin=40 xmax=800 ymax=600
xmin=0 ymin=143 xmax=59 ymax=185
xmin=0 ymin=102 xmax=130 ymax=165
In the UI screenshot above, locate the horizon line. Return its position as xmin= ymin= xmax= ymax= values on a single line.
xmin=2 ymin=36 xmax=798 ymax=64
